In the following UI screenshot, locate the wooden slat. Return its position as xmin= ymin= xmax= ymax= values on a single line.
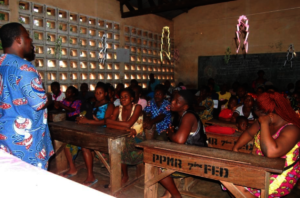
xmin=220 ymin=181 xmax=247 ymax=198
xmin=137 ymin=140 xmax=285 ymax=173
xmin=49 ymin=121 xmax=129 ymax=139
xmin=94 ymin=151 xmax=110 ymax=173
xmin=205 ymin=118 xmax=237 ymax=129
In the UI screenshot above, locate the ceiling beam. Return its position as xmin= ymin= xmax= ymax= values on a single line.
xmin=120 ymin=0 xmax=234 ymax=18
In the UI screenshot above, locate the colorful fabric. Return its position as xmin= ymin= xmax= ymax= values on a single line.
xmin=119 ymin=104 xmax=144 ymax=165
xmin=144 ymin=99 xmax=171 ymax=134
xmin=247 ymin=123 xmax=300 ymax=197
xmin=217 ymin=91 xmax=231 ymax=109
xmin=198 ymin=97 xmax=213 ymax=121
xmin=0 ymin=54 xmax=54 ymax=170
xmin=65 ymin=143 xmax=80 ymax=160
xmin=61 ymin=99 xmax=81 ymax=117
xmin=93 ymin=103 xmax=108 ymax=120
xmin=52 ymin=91 xmax=65 ymax=102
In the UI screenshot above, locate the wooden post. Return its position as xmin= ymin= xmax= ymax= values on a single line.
xmin=52 ymin=140 xmax=68 ymax=174
xmin=261 ymin=172 xmax=270 ymax=198
xmin=144 ymin=163 xmax=158 ymax=198
xmin=136 ymin=163 xmax=145 ymax=178
xmin=109 ymin=137 xmax=124 ymax=195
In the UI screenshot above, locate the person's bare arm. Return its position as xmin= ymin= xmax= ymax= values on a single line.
xmin=143 ymin=114 xmax=166 ymax=129
xmin=232 ymin=121 xmax=260 ymax=152
xmin=259 ymin=115 xmax=300 ymax=158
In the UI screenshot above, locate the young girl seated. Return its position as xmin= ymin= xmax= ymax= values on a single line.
xmin=74 ymin=84 xmax=114 ymax=186
xmin=106 ymin=88 xmax=143 ymax=184
xmin=54 ymin=86 xmax=81 ymax=121
xmin=232 ymin=91 xmax=300 ymax=197
xmin=236 ymin=116 xmax=248 ymax=133
xmin=231 ymin=95 xmax=254 ymax=123
xmin=160 ymin=90 xmax=207 ymax=198
xmin=218 ymin=96 xmax=238 ymax=121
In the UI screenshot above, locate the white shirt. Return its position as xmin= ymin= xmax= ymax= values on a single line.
xmin=234 ymin=105 xmax=254 ymax=120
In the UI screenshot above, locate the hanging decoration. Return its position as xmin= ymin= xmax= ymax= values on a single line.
xmin=284 ymin=44 xmax=297 ymax=68
xmin=98 ymin=34 xmax=107 ymax=64
xmin=160 ymin=26 xmax=171 ymax=63
xmin=235 ymin=15 xmax=249 ymax=54
xmin=173 ymin=48 xmax=179 ymax=63
xmin=224 ymin=47 xmax=231 ymax=64
xmin=54 ymin=37 xmax=62 ymax=59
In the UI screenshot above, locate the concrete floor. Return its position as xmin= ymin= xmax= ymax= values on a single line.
xmin=49 ymin=152 xmax=300 ymax=198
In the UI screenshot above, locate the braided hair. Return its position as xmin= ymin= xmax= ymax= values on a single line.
xmin=256 ymin=91 xmax=300 ymax=128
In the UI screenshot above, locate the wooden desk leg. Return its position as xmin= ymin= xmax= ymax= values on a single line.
xmin=261 ymin=172 xmax=270 ymax=198
xmin=52 ymin=140 xmax=68 ymax=174
xmin=144 ymin=163 xmax=158 ymax=198
xmin=108 ymin=137 xmax=124 ymax=195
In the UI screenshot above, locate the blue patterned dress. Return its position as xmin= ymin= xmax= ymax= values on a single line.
xmin=0 ymin=54 xmax=54 ymax=169
xmin=144 ymin=99 xmax=171 ymax=134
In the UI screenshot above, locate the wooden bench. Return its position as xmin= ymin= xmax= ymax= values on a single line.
xmin=136 ymin=140 xmax=285 ymax=198
xmin=49 ymin=121 xmax=143 ymax=195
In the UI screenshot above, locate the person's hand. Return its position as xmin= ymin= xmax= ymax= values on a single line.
xmin=127 ymin=129 xmax=137 ymax=137
xmin=143 ymin=120 xmax=153 ymax=130
xmin=258 ymin=114 xmax=272 ymax=125
xmin=76 ymin=116 xmax=89 ymax=124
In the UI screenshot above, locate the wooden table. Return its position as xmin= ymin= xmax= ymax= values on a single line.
xmin=137 ymin=140 xmax=285 ymax=198
xmin=49 ymin=121 xmax=130 ymax=195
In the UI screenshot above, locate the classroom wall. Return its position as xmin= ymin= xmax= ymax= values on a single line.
xmin=173 ymin=0 xmax=300 ymax=88
xmin=7 ymin=0 xmax=174 ymax=88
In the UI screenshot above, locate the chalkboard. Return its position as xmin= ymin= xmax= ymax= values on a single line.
xmin=198 ymin=53 xmax=300 ymax=91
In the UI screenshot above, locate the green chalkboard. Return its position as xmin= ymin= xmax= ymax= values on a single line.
xmin=198 ymin=53 xmax=300 ymax=91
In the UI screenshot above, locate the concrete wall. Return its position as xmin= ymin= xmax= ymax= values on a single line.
xmin=173 ymin=0 xmax=300 ymax=88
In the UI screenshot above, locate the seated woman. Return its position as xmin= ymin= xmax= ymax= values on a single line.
xmin=144 ymin=84 xmax=171 ymax=141
xmin=75 ymin=84 xmax=114 ymax=186
xmin=231 ymin=95 xmax=254 ymax=123
xmin=160 ymin=90 xmax=207 ymax=198
xmin=106 ymin=88 xmax=143 ymax=184
xmin=232 ymin=91 xmax=300 ymax=198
